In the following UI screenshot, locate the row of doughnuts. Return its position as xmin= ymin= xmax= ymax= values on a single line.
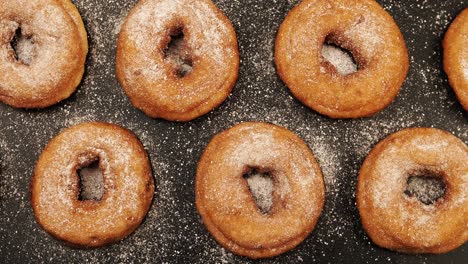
xmin=0 ymin=0 xmax=466 ymax=118
xmin=31 ymin=121 xmax=467 ymax=259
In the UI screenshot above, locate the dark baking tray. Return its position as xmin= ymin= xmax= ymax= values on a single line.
xmin=1 ymin=0 xmax=467 ymax=263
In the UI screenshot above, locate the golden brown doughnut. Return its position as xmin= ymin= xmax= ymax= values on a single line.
xmin=357 ymin=128 xmax=467 ymax=254
xmin=275 ymin=0 xmax=409 ymax=118
xmin=116 ymin=0 xmax=239 ymax=121
xmin=443 ymin=8 xmax=468 ymax=110
xmin=196 ymin=122 xmax=325 ymax=259
xmin=31 ymin=122 xmax=154 ymax=248
xmin=0 ymin=0 xmax=88 ymax=108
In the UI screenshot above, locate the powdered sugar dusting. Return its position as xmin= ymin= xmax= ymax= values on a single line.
xmin=12 ymin=33 xmax=36 ymax=65
xmin=197 ymin=123 xmax=324 ymax=255
xmin=405 ymin=176 xmax=446 ymax=205
xmin=33 ymin=123 xmax=153 ymax=240
xmin=119 ymin=0 xmax=237 ymax=97
xmin=245 ymin=173 xmax=274 ymax=214
xmin=321 ymin=44 xmax=358 ymax=75
xmin=78 ymin=160 xmax=105 ymax=201
xmin=359 ymin=128 xmax=467 ymax=249
xmin=0 ymin=0 xmax=467 ymax=263
xmin=0 ymin=0 xmax=86 ymax=98
xmin=342 ymin=11 xmax=384 ymax=57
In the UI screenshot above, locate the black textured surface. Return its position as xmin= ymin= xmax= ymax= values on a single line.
xmin=0 ymin=0 xmax=467 ymax=263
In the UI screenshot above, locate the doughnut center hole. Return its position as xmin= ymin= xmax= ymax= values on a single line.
xmin=164 ymin=26 xmax=193 ymax=78
xmin=404 ymin=173 xmax=446 ymax=205
xmin=243 ymin=168 xmax=274 ymax=214
xmin=321 ymin=37 xmax=358 ymax=76
xmin=10 ymin=27 xmax=36 ymax=65
xmin=77 ymin=159 xmax=104 ymax=201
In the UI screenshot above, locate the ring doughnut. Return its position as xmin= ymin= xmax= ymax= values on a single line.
xmin=196 ymin=122 xmax=325 ymax=258
xmin=275 ymin=0 xmax=409 ymax=118
xmin=357 ymin=128 xmax=467 ymax=253
xmin=0 ymin=0 xmax=88 ymax=108
xmin=116 ymin=0 xmax=239 ymax=121
xmin=31 ymin=122 xmax=154 ymax=247
xmin=443 ymin=8 xmax=468 ymax=110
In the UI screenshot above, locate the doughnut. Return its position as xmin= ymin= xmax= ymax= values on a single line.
xmin=31 ymin=122 xmax=154 ymax=247
xmin=443 ymin=8 xmax=468 ymax=110
xmin=0 ymin=0 xmax=88 ymax=108
xmin=357 ymin=128 xmax=468 ymax=254
xmin=196 ymin=122 xmax=325 ymax=258
xmin=116 ymin=0 xmax=239 ymax=121
xmin=275 ymin=0 xmax=409 ymax=118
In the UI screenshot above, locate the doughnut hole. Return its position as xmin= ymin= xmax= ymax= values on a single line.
xmin=163 ymin=25 xmax=193 ymax=78
xmin=320 ymin=34 xmax=361 ymax=76
xmin=243 ymin=168 xmax=274 ymax=214
xmin=404 ymin=171 xmax=447 ymax=206
xmin=10 ymin=26 xmax=36 ymax=66
xmin=77 ymin=158 xmax=105 ymax=201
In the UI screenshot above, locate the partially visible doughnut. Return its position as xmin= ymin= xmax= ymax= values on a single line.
xmin=443 ymin=8 xmax=468 ymax=110
xmin=196 ymin=122 xmax=325 ymax=259
xmin=357 ymin=128 xmax=467 ymax=253
xmin=275 ymin=0 xmax=409 ymax=118
xmin=31 ymin=122 xmax=154 ymax=248
xmin=0 ymin=0 xmax=88 ymax=108
xmin=116 ymin=0 xmax=239 ymax=121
